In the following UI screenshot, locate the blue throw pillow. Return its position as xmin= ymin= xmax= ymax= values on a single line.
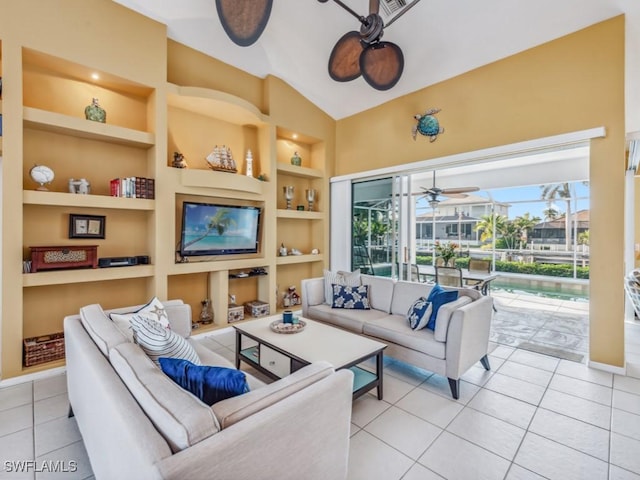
xmin=407 ymin=297 xmax=433 ymax=330
xmin=331 ymin=284 xmax=371 ymax=309
xmin=159 ymin=358 xmax=249 ymax=406
xmin=425 ymin=284 xmax=459 ymax=331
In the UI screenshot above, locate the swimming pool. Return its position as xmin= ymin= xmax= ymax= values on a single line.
xmin=492 ymin=280 xmax=589 ymax=302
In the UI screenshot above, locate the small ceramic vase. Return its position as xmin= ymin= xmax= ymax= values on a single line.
xmin=290 ymin=151 xmax=301 ymax=166
xmin=85 ymin=98 xmax=106 ymax=123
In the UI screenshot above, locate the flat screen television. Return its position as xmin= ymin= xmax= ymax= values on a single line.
xmin=179 ymin=201 xmax=262 ymax=257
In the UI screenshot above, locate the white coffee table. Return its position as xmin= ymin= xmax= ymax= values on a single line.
xmin=234 ymin=315 xmax=387 ymax=400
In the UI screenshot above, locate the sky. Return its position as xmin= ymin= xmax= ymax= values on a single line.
xmin=486 ymin=182 xmax=590 ymax=219
xmin=416 ymin=181 xmax=590 ymax=220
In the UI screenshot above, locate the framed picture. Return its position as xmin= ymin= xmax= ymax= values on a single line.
xmin=69 ymin=214 xmax=105 ymax=239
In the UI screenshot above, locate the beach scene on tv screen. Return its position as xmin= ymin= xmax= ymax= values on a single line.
xmin=182 ymin=204 xmax=259 ymax=253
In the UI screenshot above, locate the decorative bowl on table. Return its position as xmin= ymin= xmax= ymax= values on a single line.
xmin=270 ymin=319 xmax=306 ymax=334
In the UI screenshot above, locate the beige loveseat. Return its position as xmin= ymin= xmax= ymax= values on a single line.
xmin=301 ymin=274 xmax=493 ymax=399
xmin=64 ymin=300 xmax=353 ymax=480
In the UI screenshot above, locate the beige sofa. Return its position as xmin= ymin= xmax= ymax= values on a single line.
xmin=64 ymin=300 xmax=353 ymax=480
xmin=302 ymin=274 xmax=493 ymax=399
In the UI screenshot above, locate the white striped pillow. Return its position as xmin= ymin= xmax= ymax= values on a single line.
xmin=323 ymin=269 xmax=361 ymax=305
xmin=129 ymin=315 xmax=201 ymax=366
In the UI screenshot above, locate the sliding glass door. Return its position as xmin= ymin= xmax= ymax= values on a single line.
xmin=352 ymin=175 xmax=414 ymax=280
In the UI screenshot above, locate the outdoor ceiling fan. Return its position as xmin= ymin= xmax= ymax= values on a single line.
xmin=318 ymin=0 xmax=422 ymax=90
xmin=420 ymin=171 xmax=479 ymax=208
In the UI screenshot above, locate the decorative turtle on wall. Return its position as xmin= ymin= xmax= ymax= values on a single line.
xmin=412 ymin=108 xmax=444 ymax=142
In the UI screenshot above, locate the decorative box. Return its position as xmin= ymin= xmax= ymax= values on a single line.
xmin=244 ymin=300 xmax=270 ymax=318
xmin=30 ymin=245 xmax=98 ymax=272
xmin=23 ymin=332 xmax=65 ymax=367
xmin=228 ymin=304 xmax=244 ymax=323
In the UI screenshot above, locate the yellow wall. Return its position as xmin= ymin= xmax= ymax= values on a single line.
xmin=337 ymin=17 xmax=626 ymax=367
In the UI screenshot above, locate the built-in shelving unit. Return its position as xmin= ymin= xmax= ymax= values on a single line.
xmin=0 ymin=17 xmax=330 ymax=379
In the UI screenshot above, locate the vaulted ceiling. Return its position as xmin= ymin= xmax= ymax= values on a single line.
xmin=115 ymin=0 xmax=635 ymax=120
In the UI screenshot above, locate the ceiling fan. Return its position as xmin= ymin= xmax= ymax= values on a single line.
xmin=319 ymin=0 xmax=422 ymax=90
xmin=420 ymin=171 xmax=479 ymax=208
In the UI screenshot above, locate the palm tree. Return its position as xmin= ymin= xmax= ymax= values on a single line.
xmin=540 ymin=183 xmax=572 ymax=250
xmin=578 ymin=229 xmax=590 ymax=246
xmin=542 ymin=206 xmax=560 ymax=221
xmin=183 ymin=208 xmax=236 ymax=249
xmin=513 ymin=213 xmax=541 ymax=248
xmin=500 ymin=221 xmax=520 ymax=250
xmin=474 ymin=214 xmax=507 ymax=245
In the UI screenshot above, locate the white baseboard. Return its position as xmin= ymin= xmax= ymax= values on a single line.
xmin=0 ymin=366 xmax=67 ymax=388
xmin=588 ymin=360 xmax=626 ymax=375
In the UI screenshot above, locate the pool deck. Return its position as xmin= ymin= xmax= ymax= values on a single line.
xmin=490 ymin=289 xmax=589 ymax=362
xmin=490 ymin=288 xmax=640 ymax=369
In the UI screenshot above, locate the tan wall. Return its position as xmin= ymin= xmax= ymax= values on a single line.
xmin=336 ymin=17 xmax=626 ymax=367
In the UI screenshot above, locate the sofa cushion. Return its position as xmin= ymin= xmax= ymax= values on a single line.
xmin=109 ymin=342 xmax=220 ymax=453
xmin=361 ymin=274 xmax=395 ymax=313
xmin=306 ymin=304 xmax=388 ymax=334
xmin=159 ymin=358 xmax=249 ymax=406
xmin=79 ymin=304 xmax=128 ymax=357
xmin=164 ymin=304 xmax=193 ymax=338
xmin=110 ymin=296 xmax=171 ymax=341
xmin=390 ymin=281 xmax=432 ymax=316
xmin=331 ymin=284 xmax=371 ymax=309
xmin=407 ymin=297 xmax=433 ymax=330
xmin=130 ymin=316 xmax=201 ymax=366
xmin=434 ymin=296 xmax=473 ymax=342
xmin=324 ymin=269 xmax=361 ymax=305
xmin=363 ymin=315 xmax=445 ymax=359
xmin=426 ymin=285 xmax=459 ymax=331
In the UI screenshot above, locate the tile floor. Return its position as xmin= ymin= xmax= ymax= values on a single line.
xmin=1 ymin=310 xmax=639 ymax=479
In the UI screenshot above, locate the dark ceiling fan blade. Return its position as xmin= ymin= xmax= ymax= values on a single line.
xmin=216 ymin=0 xmax=273 ymax=47
xmin=360 ymin=41 xmax=404 ymax=90
xmin=328 ymin=31 xmax=363 ymax=82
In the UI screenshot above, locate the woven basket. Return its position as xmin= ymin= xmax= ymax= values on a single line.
xmin=23 ymin=332 xmax=65 ymax=367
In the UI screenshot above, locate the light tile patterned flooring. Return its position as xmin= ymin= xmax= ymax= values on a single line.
xmin=1 ymin=306 xmax=639 ymax=479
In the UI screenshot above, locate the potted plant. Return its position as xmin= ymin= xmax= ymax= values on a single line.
xmin=435 ymin=241 xmax=458 ymax=267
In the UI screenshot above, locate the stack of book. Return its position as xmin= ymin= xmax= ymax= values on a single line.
xmin=110 ymin=177 xmax=155 ymax=199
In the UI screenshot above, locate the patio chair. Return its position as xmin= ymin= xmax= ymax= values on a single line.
xmin=435 ymin=266 xmax=463 ymax=287
xmin=466 ymin=258 xmax=491 ymax=292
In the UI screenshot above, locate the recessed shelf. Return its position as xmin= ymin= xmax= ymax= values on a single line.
xmin=177 ymin=168 xmax=266 ymax=195
xmin=167 ymin=84 xmax=268 ymax=126
xmin=276 ymin=163 xmax=323 ymax=179
xmin=169 ymin=257 xmax=269 ymax=275
xmin=23 ymin=265 xmax=155 ymax=287
xmin=23 ymin=107 xmax=155 ymax=148
xmin=23 ymin=190 xmax=155 ymax=210
xmin=276 ymin=254 xmax=324 ymax=265
xmin=276 ymin=209 xmax=323 ymax=220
